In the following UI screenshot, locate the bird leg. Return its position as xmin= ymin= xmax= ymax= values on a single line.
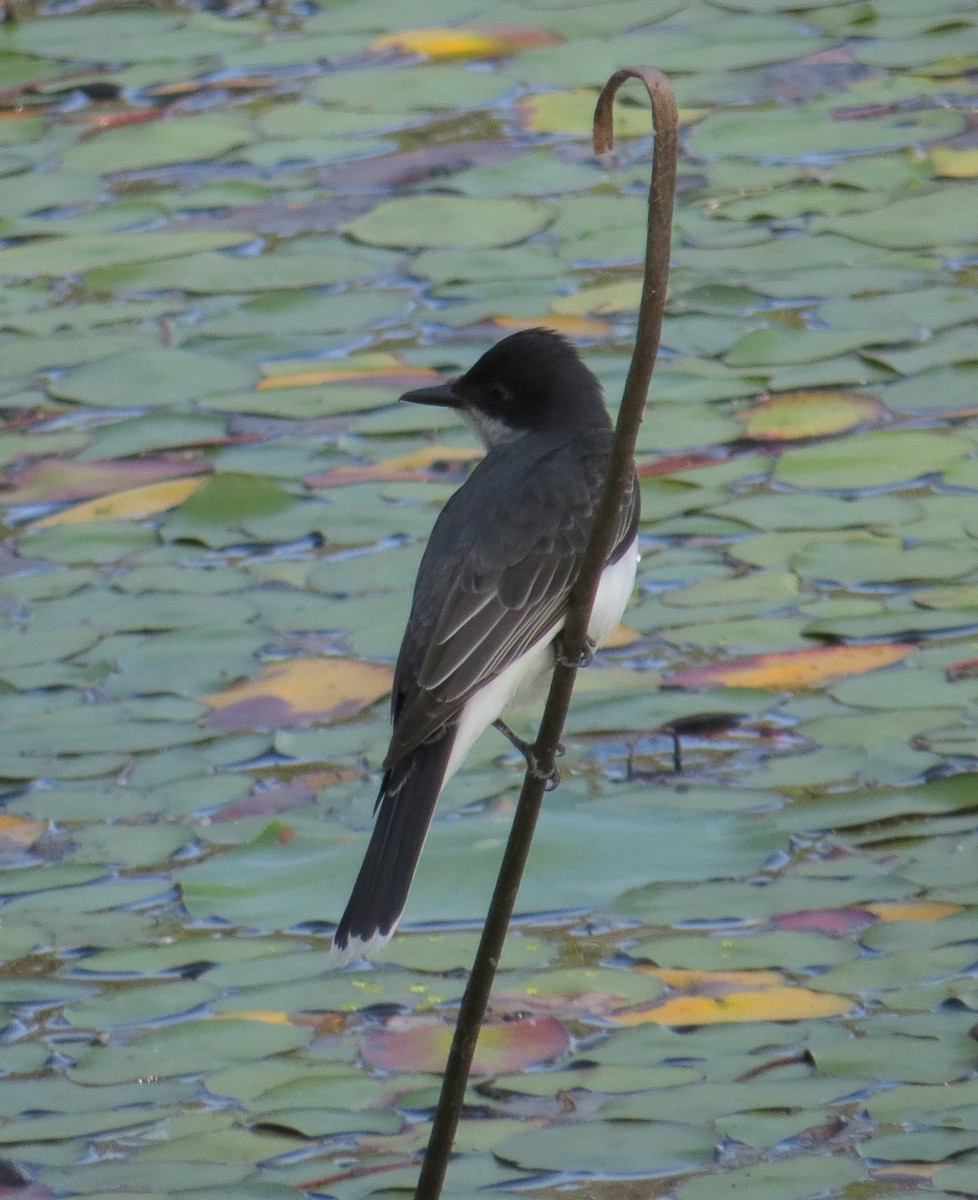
xmin=494 ymin=720 xmax=562 ymax=790
xmin=556 ymin=635 xmax=596 ymax=669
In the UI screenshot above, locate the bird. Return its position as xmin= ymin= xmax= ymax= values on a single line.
xmin=331 ymin=327 xmax=640 ymax=964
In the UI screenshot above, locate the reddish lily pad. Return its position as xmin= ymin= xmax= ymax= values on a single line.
xmin=772 ymin=907 xmax=877 ymax=934
xmin=0 ymin=458 xmax=211 ymax=505
xmin=360 ymin=1015 xmax=569 ymax=1075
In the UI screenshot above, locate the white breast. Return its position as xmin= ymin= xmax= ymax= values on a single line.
xmin=587 ymin=535 xmax=639 ymax=649
xmin=443 ymin=535 xmax=639 ymax=783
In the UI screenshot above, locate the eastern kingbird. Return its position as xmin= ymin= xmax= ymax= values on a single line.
xmin=331 ymin=328 xmax=640 ymax=963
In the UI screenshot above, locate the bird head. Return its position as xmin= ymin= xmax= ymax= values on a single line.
xmin=400 ymin=328 xmax=608 ymax=449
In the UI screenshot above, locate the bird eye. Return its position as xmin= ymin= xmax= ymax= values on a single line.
xmin=487 ymin=382 xmax=510 ymax=405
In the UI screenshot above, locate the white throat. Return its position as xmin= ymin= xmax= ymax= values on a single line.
xmin=462 ymin=408 xmax=526 ymax=450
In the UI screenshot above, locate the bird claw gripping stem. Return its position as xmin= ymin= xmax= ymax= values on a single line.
xmin=557 ymin=636 xmax=596 ymax=669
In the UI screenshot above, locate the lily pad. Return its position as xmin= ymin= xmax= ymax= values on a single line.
xmin=68 ymin=1017 xmax=313 ymax=1085
xmin=495 ymin=1119 xmax=716 ymax=1176
xmin=344 ymin=196 xmax=553 ymax=249
xmin=0 ymin=230 xmax=250 ymax=278
xmin=815 ymin=184 xmax=978 ymax=248
xmin=675 ymin=1156 xmax=865 ymax=1200
xmin=742 ymin=390 xmax=886 ymax=439
xmin=360 ymin=1015 xmax=569 ymax=1075
xmin=47 ymin=346 xmax=253 ymax=410
xmin=689 ymin=103 xmax=962 ymax=161
xmin=62 ymin=116 xmax=253 ymax=174
xmin=774 ymin=429 xmax=973 ymax=490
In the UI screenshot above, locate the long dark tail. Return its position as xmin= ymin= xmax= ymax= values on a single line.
xmin=332 ymin=728 xmax=455 ymax=963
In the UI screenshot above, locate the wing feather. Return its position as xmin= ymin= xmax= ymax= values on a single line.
xmin=384 ymin=427 xmax=637 ymax=766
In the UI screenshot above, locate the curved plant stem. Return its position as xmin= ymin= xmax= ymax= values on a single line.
xmin=414 ymin=66 xmax=678 ymax=1200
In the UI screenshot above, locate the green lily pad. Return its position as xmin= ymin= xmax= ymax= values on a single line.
xmin=47 ymin=346 xmax=253 ymax=409
xmin=0 ymin=230 xmax=251 ymax=278
xmin=0 ymin=1107 xmax=160 ymax=1145
xmin=691 ymin=103 xmax=962 ymax=161
xmin=62 ymin=115 xmax=253 ymax=174
xmin=18 ymin=520 xmax=158 ymax=565
xmin=726 ymin=327 xmax=900 ymax=367
xmin=815 ymin=183 xmax=978 ymax=248
xmin=631 ymin=930 xmax=856 ymax=972
xmin=381 ymin=929 xmax=554 ymax=972
xmin=495 ymin=1119 xmax=716 ymax=1176
xmin=775 ymin=429 xmax=973 ymax=489
xmin=809 ymin=1029 xmax=976 ymax=1084
xmin=85 ymin=243 xmax=396 ymax=293
xmin=68 ymin=1017 xmax=313 ymax=1085
xmin=344 ymin=195 xmax=553 ymax=249
xmin=675 ymin=1156 xmax=865 ymax=1200
xmin=43 ymin=1159 xmax=249 ymax=1193
xmin=161 ymin=472 xmax=295 ymax=546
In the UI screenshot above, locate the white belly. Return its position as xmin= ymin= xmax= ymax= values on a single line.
xmin=444 ymin=536 xmax=638 ymax=783
xmin=586 ymin=535 xmax=639 ymax=649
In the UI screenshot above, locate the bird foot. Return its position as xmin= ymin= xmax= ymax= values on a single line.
xmin=494 ymin=720 xmax=562 ymax=791
xmin=557 ymin=636 xmax=596 ymax=669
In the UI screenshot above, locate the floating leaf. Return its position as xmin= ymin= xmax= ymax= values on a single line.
xmin=689 ymin=103 xmax=962 ymax=161
xmin=930 ymin=146 xmax=978 ymax=178
xmin=726 ymin=327 xmax=890 ymax=367
xmin=518 ymin=88 xmax=653 ymax=137
xmin=772 ymin=907 xmax=876 ymax=934
xmin=809 ymin=1029 xmax=976 ymax=1084
xmin=68 ymin=1017 xmax=312 ymax=1085
xmin=62 ymin=115 xmax=253 ymax=173
xmin=742 ymin=390 xmax=886 ymax=441
xmin=0 ymin=230 xmax=250 ymax=278
xmin=552 ymin=278 xmax=642 ymax=316
xmin=344 ymin=196 xmax=553 ymax=249
xmin=28 ymin=477 xmax=206 ymax=529
xmin=489 ymin=313 xmax=613 ymax=337
xmin=167 ymin=471 xmax=292 ymax=525
xmin=306 ymin=445 xmax=480 ymax=487
xmin=367 ymin=26 xmax=562 ymax=60
xmin=257 ymin=359 xmax=437 ymax=391
xmin=604 ymin=622 xmax=641 ymax=648
xmin=85 ymin=246 xmax=394 ymax=293
xmin=815 ymin=184 xmax=977 ymax=248
xmin=202 ymin=657 xmax=392 ymax=731
xmin=643 ymin=966 xmax=786 ymax=990
xmin=675 ymin=1157 xmax=865 ymax=1200
xmin=495 ymin=1119 xmax=715 ymax=1177
xmin=864 ymin=901 xmax=962 ymax=922
xmin=382 ymin=930 xmax=554 ymax=973
xmin=360 ymin=1015 xmax=568 ymax=1074
xmin=47 ymin=347 xmax=254 ymax=410
xmin=667 ymin=643 xmax=913 ymax=690
xmin=859 ymin=1127 xmax=978 ymax=1164
xmin=775 ymin=430 xmax=973 ymax=490
xmin=613 ymin=985 xmax=852 ymax=1026
xmin=0 ymin=813 xmax=47 ymax=851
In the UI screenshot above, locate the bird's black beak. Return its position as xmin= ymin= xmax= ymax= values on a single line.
xmin=400 ymin=380 xmax=460 ymax=408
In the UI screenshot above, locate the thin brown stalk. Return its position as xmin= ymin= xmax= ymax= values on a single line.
xmin=414 ymin=66 xmax=679 ymax=1200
